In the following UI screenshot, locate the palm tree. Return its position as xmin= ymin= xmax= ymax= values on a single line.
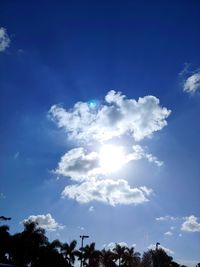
xmin=123 ymin=247 xmax=141 ymax=267
xmin=10 ymin=221 xmax=48 ymax=267
xmin=141 ymin=251 xmax=153 ymax=267
xmin=24 ymin=221 xmax=48 ymax=265
xmin=62 ymin=240 xmax=78 ymax=266
xmin=151 ymin=248 xmax=173 ymax=267
xmin=80 ymin=242 xmax=101 ymax=267
xmin=0 ymin=225 xmax=11 ymax=263
xmin=35 ymin=239 xmax=67 ymax=267
xmin=100 ymin=249 xmax=116 ymax=267
xmin=113 ymin=243 xmax=126 ymax=267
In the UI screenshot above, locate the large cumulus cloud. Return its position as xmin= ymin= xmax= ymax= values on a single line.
xmin=62 ymin=178 xmax=152 ymax=206
xmin=49 ymin=90 xmax=171 ymax=142
xmin=49 ymin=90 xmax=170 ymax=206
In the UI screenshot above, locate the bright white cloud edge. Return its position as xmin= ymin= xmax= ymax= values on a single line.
xmin=156 ymin=214 xmax=200 ymax=233
xmin=183 ymin=71 xmax=200 ymax=94
xmin=49 ymin=90 xmax=171 ymax=143
xmin=103 ymin=242 xmax=130 ymax=250
xmin=0 ymin=27 xmax=10 ymax=52
xmin=148 ymin=244 xmax=174 ymax=254
xmin=62 ymin=178 xmax=152 ymax=206
xmin=156 ymin=216 xmax=178 ymax=221
xmin=55 ymin=145 xmax=162 ymax=182
xmin=164 ymin=231 xmax=173 ymax=236
xmin=23 ymin=213 xmax=64 ymax=231
xmin=89 ymin=206 xmax=94 ymax=212
xmin=181 ymin=215 xmax=200 ymax=232
xmin=49 ymin=90 xmax=170 ymax=206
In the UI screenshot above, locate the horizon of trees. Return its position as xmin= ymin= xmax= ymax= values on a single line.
xmin=0 ymin=221 xmax=199 ymax=267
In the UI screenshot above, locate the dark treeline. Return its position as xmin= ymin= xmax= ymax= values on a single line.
xmin=0 ymin=221 xmax=199 ymax=267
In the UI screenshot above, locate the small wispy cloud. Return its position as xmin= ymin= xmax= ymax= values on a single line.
xmin=156 ymin=214 xmax=200 ymax=233
xmin=89 ymin=206 xmax=94 ymax=212
xmin=131 ymin=145 xmax=163 ymax=167
xmin=0 ymin=193 xmax=6 ymax=199
xmin=0 ymin=27 xmax=10 ymax=52
xmin=14 ymin=152 xmax=20 ymax=159
xmin=78 ymin=226 xmax=85 ymax=231
xmin=164 ymin=231 xmax=173 ymax=236
xmin=179 ymin=62 xmax=190 ymax=77
xmin=181 ymin=215 xmax=200 ymax=232
xmin=183 ymin=71 xmax=200 ymax=94
xmin=156 ymin=216 xmax=178 ymax=221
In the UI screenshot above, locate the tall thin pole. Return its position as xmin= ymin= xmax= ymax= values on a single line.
xmin=156 ymin=242 xmax=160 ymax=250
xmin=155 ymin=242 xmax=160 ymax=267
xmin=80 ymin=235 xmax=89 ymax=267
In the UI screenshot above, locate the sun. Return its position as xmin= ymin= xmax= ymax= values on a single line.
xmin=99 ymin=144 xmax=126 ymax=173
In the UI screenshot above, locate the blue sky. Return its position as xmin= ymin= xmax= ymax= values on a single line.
xmin=0 ymin=0 xmax=200 ymax=266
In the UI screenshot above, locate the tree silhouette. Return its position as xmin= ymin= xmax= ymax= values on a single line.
xmin=141 ymin=250 xmax=153 ymax=267
xmin=113 ymin=243 xmax=126 ymax=267
xmin=100 ymin=249 xmax=116 ymax=267
xmin=123 ymin=247 xmax=141 ymax=267
xmin=0 ymin=225 xmax=11 ymax=263
xmin=80 ymin=242 xmax=101 ymax=267
xmin=0 ymin=222 xmax=191 ymax=267
xmin=151 ymin=248 xmax=173 ymax=267
xmin=10 ymin=221 xmax=48 ymax=266
xmin=61 ymin=240 xmax=78 ymax=266
xmin=34 ymin=239 xmax=67 ymax=267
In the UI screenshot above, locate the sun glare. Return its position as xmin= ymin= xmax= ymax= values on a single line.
xmin=99 ymin=144 xmax=126 ymax=173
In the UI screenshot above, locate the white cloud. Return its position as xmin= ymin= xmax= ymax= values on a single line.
xmin=50 ymin=90 xmax=170 ymax=207
xmin=164 ymin=231 xmax=173 ymax=236
xmin=183 ymin=71 xmax=200 ymax=94
xmin=56 ymin=145 xmax=162 ymax=182
xmin=104 ymin=242 xmax=128 ymax=250
xmin=14 ymin=152 xmax=20 ymax=159
xmin=0 ymin=192 xmax=6 ymax=199
xmin=78 ymin=226 xmax=85 ymax=231
xmin=130 ymin=145 xmax=163 ymax=166
xmin=148 ymin=244 xmax=174 ymax=254
xmin=181 ymin=215 xmax=200 ymax=232
xmin=118 ymin=241 xmax=129 ymax=247
xmin=23 ymin=213 xmax=64 ymax=231
xmin=0 ymin=27 xmax=10 ymax=52
xmin=139 ymin=186 xmax=153 ymax=196
xmin=89 ymin=206 xmax=94 ymax=212
xmin=62 ymin=178 xmax=152 ymax=206
xmin=179 ymin=62 xmax=190 ymax=77
xmin=49 ymin=90 xmax=171 ymax=143
xmin=55 ymin=147 xmax=99 ymax=181
xmin=156 ymin=216 xmax=177 ymax=221
xmin=103 ymin=242 xmax=115 ymax=250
